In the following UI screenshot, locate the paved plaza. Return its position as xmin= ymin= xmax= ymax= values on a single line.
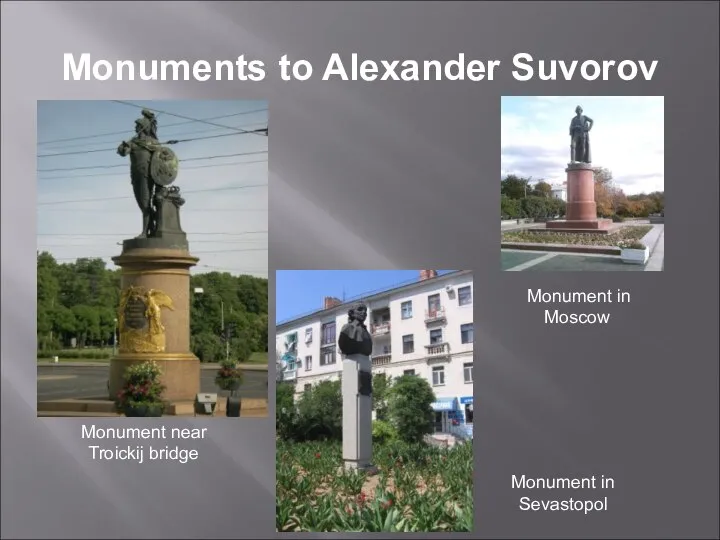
xmin=502 ymin=224 xmax=664 ymax=272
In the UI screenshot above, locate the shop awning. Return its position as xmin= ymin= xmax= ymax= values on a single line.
xmin=431 ymin=397 xmax=458 ymax=411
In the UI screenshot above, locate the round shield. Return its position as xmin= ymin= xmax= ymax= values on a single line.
xmin=150 ymin=146 xmax=179 ymax=186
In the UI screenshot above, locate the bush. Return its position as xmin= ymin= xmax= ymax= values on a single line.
xmin=612 ymin=214 xmax=625 ymax=223
xmin=372 ymin=420 xmax=397 ymax=444
xmin=387 ymin=375 xmax=435 ymax=444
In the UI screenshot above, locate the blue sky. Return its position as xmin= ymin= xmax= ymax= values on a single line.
xmin=37 ymin=100 xmax=268 ymax=277
xmin=276 ymin=270 xmax=456 ymax=324
xmin=501 ymin=96 xmax=664 ymax=195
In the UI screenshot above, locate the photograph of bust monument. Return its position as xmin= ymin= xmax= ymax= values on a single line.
xmin=36 ymin=100 xmax=270 ymax=418
xmin=500 ymin=96 xmax=665 ymax=272
xmin=275 ymin=269 xmax=475 ymax=532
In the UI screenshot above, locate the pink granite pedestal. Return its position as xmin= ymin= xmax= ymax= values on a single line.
xmin=545 ymin=163 xmax=612 ymax=234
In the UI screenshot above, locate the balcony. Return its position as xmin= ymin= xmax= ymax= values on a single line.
xmin=424 ymin=306 xmax=446 ymax=324
xmin=371 ymin=321 xmax=391 ymax=337
xmin=425 ymin=342 xmax=451 ymax=361
xmin=281 ymin=368 xmax=297 ymax=381
xmin=371 ymin=353 xmax=392 ymax=367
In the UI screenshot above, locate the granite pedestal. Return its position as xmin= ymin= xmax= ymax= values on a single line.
xmin=108 ymin=238 xmax=200 ymax=402
xmin=545 ymin=163 xmax=612 ymax=233
xmin=341 ymin=354 xmax=373 ymax=470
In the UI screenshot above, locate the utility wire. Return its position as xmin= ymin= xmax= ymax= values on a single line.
xmin=39 ymin=158 xmax=267 ymax=181
xmin=37 ymin=128 xmax=267 ymax=158
xmin=52 ymin=247 xmax=268 ymax=261
xmin=38 ymin=121 xmax=268 ymax=152
xmin=38 ymin=230 xmax=268 ymax=236
xmin=38 ymin=150 xmax=268 ymax=173
xmin=37 ymin=183 xmax=267 ymax=206
xmin=38 ymin=107 xmax=268 ymax=145
xmin=40 ymin=207 xmax=268 ymax=213
xmin=112 ymin=100 xmax=268 ymax=137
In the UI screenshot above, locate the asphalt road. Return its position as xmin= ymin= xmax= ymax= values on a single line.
xmin=37 ymin=365 xmax=268 ymax=401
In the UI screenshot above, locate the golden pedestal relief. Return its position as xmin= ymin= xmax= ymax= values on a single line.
xmin=118 ymin=285 xmax=175 ymax=354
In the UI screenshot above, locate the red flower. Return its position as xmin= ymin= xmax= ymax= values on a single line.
xmin=381 ymin=498 xmax=393 ymax=509
xmin=315 ymin=452 xmax=321 ymax=459
xmin=356 ymin=492 xmax=367 ymax=504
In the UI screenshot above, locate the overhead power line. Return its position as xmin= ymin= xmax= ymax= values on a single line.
xmin=38 ymin=230 xmax=267 ymax=236
xmin=39 ymin=158 xmax=267 ymax=181
xmin=38 ymin=150 xmax=268 ymax=173
xmin=52 ymin=247 xmax=268 ymax=261
xmin=37 ymin=183 xmax=267 ymax=206
xmin=40 ymin=207 xmax=268 ymax=213
xmin=112 ymin=100 xmax=268 ymax=137
xmin=37 ymin=128 xmax=268 ymax=158
xmin=38 ymin=107 xmax=268 ymax=146
xmin=40 ymin=121 xmax=268 ymax=152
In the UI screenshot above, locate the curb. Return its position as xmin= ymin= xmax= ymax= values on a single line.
xmin=501 ymin=242 xmax=620 ymax=256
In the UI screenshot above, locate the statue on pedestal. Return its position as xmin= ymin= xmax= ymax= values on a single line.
xmin=117 ymin=109 xmax=184 ymax=240
xmin=338 ymin=303 xmax=373 ymax=357
xmin=569 ymin=105 xmax=594 ymax=164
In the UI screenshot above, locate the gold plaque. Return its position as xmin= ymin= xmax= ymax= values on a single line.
xmin=118 ymin=286 xmax=175 ymax=353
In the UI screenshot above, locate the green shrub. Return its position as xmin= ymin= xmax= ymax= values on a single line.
xmin=372 ymin=420 xmax=397 ymax=444
xmin=387 ymin=375 xmax=435 ymax=444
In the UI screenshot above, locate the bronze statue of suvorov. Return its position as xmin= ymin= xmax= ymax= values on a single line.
xmin=338 ymin=302 xmax=373 ymax=357
xmin=117 ymin=109 xmax=180 ymax=239
xmin=569 ymin=105 xmax=594 ymax=164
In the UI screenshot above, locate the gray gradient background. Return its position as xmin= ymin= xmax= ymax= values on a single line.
xmin=1 ymin=1 xmax=718 ymax=539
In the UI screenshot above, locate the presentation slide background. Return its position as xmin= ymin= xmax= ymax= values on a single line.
xmin=2 ymin=2 xmax=718 ymax=539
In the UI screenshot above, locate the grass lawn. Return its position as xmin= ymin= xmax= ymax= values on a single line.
xmin=276 ymin=439 xmax=473 ymax=532
xmin=502 ymin=224 xmax=652 ymax=246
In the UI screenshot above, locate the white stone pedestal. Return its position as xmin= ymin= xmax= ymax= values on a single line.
xmin=342 ymin=354 xmax=373 ymax=470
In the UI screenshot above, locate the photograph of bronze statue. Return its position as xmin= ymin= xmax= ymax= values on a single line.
xmin=37 ymin=100 xmax=269 ymax=418
xmin=117 ymin=108 xmax=184 ymax=243
xmin=569 ymin=105 xmax=593 ymax=164
xmin=500 ymin=96 xmax=665 ymax=272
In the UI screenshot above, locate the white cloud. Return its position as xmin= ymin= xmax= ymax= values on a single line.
xmin=501 ymin=96 xmax=664 ymax=195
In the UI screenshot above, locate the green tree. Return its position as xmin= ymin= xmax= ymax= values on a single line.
xmin=372 ymin=373 xmax=392 ymax=420
xmin=501 ymin=194 xmax=522 ymax=219
xmin=387 ymin=375 xmax=436 ymax=444
xmin=531 ymin=180 xmax=553 ymax=198
xmin=295 ymin=380 xmax=343 ymax=441
xmin=276 ymin=381 xmax=298 ymax=441
xmin=501 ymin=174 xmax=531 ymax=199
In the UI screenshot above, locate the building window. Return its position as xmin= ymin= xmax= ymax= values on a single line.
xmin=321 ymin=322 xmax=336 ymax=346
xmin=465 ymin=404 xmax=474 ymax=424
xmin=305 ymin=355 xmax=312 ymax=371
xmin=402 ymin=334 xmax=414 ymax=354
xmin=403 ymin=369 xmax=415 ymax=376
xmin=458 ymin=286 xmax=472 ymax=306
xmin=428 ymin=293 xmax=441 ymax=313
xmin=382 ymin=344 xmax=391 ymax=354
xmin=320 ymin=348 xmax=336 ymax=366
xmin=304 ymin=383 xmax=312 ymax=392
xmin=429 ymin=328 xmax=443 ymax=345
xmin=401 ymin=301 xmax=413 ymax=319
xmin=463 ymin=362 xmax=473 ymax=383
xmin=432 ymin=366 xmax=445 ymax=386
xmin=304 ymin=328 xmax=313 ymax=343
xmin=461 ymin=323 xmax=474 ymax=344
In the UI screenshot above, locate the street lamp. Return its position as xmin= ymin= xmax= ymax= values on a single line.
xmin=194 ymin=287 xmax=229 ymax=363
xmin=113 ymin=318 xmax=118 ymax=356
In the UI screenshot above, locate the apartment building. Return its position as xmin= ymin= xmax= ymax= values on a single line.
xmin=276 ymin=270 xmax=474 ymax=436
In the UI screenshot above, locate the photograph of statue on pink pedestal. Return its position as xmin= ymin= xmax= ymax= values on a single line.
xmin=500 ymin=96 xmax=665 ymax=272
